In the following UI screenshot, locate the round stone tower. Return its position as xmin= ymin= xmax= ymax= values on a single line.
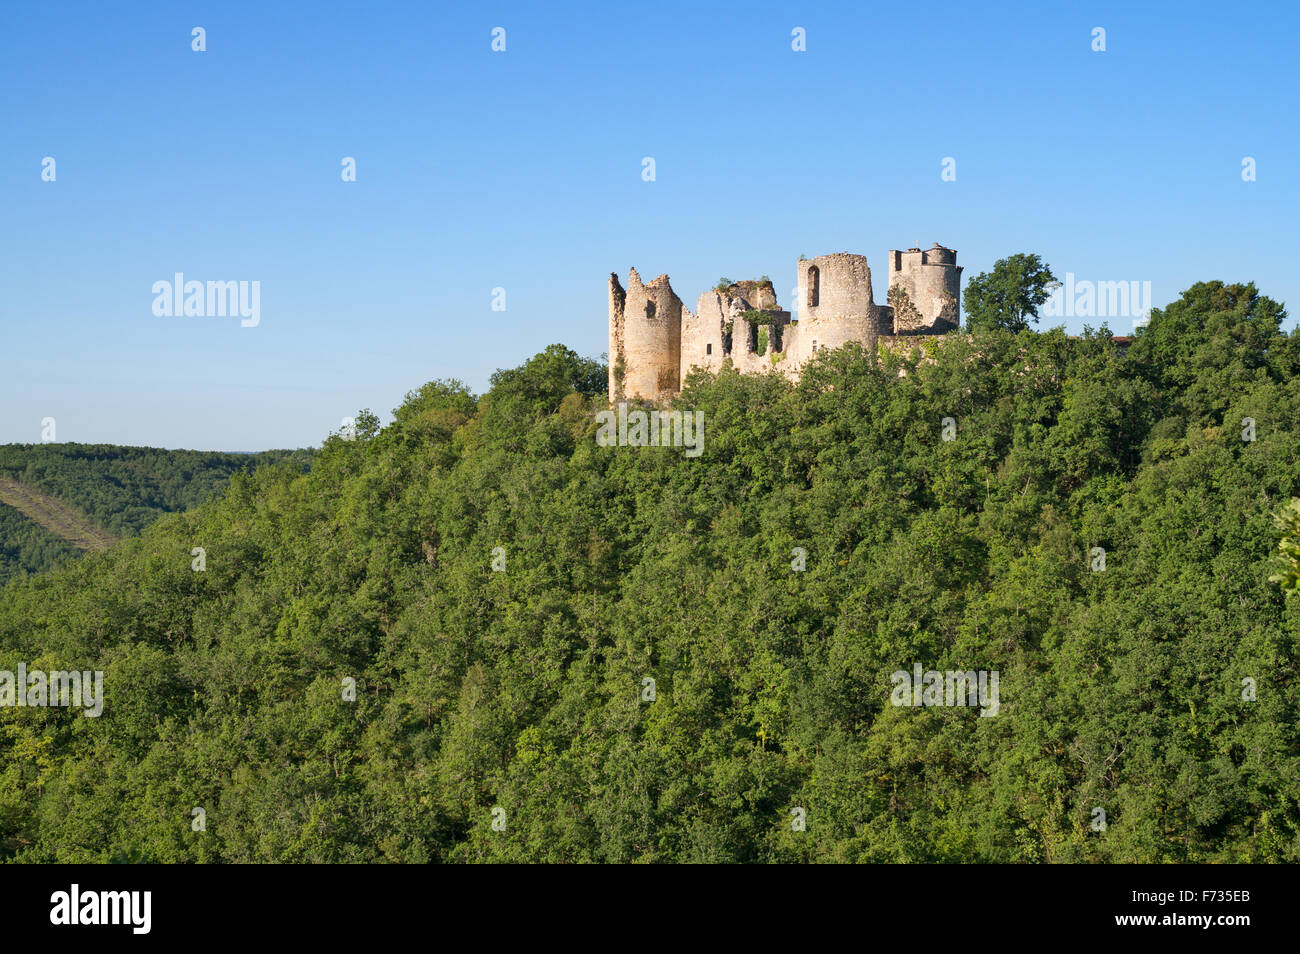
xmin=608 ymin=267 xmax=682 ymax=403
xmin=784 ymin=253 xmax=891 ymax=365
xmin=887 ymin=243 xmax=962 ymax=333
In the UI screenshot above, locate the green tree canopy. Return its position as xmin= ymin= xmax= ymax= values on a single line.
xmin=964 ymin=253 xmax=1059 ymax=333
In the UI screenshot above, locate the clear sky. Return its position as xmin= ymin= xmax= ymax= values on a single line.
xmin=2 ymin=1 xmax=1296 ymax=450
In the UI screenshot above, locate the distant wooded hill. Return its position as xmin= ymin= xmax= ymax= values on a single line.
xmin=0 ymin=444 xmax=313 ymax=584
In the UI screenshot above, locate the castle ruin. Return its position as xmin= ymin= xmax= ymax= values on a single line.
xmin=608 ymin=244 xmax=962 ymax=402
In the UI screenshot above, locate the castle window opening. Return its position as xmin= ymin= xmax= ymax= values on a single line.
xmin=706 ymin=343 xmax=712 ymax=355
xmin=807 ymin=266 xmax=820 ymax=308
xmin=645 ymin=301 xmax=656 ymax=319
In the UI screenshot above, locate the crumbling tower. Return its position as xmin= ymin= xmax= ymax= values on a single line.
xmin=887 ymin=243 xmax=962 ymax=333
xmin=789 ymin=253 xmax=893 ymax=363
xmin=608 ymin=268 xmax=682 ymax=402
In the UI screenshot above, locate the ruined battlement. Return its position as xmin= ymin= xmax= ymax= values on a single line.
xmin=609 ymin=244 xmax=962 ymax=401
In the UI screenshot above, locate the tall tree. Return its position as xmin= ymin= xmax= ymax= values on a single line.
xmin=964 ymin=253 xmax=1059 ymax=333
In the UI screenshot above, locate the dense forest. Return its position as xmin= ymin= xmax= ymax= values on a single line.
xmin=1 ymin=280 xmax=1297 ymax=862
xmin=0 ymin=508 xmax=81 ymax=590
xmin=0 ymin=445 xmax=313 ymax=584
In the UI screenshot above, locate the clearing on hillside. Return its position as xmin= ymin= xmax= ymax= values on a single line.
xmin=0 ymin=476 xmax=117 ymax=552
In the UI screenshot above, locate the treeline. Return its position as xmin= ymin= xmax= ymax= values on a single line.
xmin=0 ymin=445 xmax=313 ymax=583
xmin=0 ymin=281 xmax=1297 ymax=862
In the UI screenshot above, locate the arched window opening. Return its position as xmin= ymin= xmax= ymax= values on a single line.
xmin=807 ymin=266 xmax=820 ymax=308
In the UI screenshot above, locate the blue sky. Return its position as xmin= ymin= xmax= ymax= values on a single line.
xmin=2 ymin=1 xmax=1296 ymax=450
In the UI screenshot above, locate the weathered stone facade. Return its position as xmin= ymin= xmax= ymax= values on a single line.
xmin=609 ymin=244 xmax=963 ymax=401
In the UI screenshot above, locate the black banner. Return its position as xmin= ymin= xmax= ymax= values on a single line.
xmin=0 ymin=863 xmax=1277 ymax=940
